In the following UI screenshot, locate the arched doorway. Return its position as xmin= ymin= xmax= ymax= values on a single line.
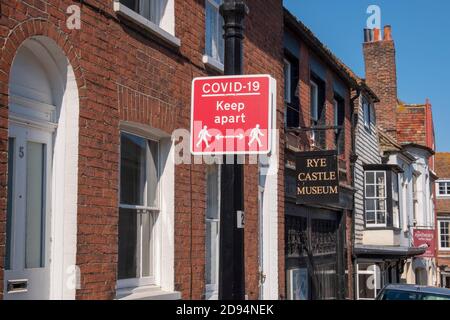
xmin=4 ymin=36 xmax=79 ymax=300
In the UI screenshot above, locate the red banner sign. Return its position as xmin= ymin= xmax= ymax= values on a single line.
xmin=190 ymin=75 xmax=275 ymax=155
xmin=413 ymin=229 xmax=436 ymax=258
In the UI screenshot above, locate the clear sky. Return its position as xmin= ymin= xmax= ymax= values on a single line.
xmin=283 ymin=0 xmax=450 ymax=152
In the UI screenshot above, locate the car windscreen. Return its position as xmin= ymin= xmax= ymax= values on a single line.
xmin=380 ymin=289 xmax=450 ymax=300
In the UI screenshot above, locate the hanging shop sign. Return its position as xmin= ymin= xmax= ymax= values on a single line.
xmin=296 ymin=150 xmax=339 ymax=204
xmin=413 ymin=229 xmax=435 ymax=258
xmin=190 ymin=75 xmax=276 ymax=155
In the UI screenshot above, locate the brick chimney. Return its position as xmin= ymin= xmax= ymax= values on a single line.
xmin=363 ymin=25 xmax=398 ymax=139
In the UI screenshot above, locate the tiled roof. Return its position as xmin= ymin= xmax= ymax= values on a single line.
xmin=378 ymin=129 xmax=402 ymax=153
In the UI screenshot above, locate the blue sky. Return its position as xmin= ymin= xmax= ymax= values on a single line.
xmin=283 ymin=0 xmax=450 ymax=152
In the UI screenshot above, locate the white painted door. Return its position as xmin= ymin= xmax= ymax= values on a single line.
xmin=4 ymin=124 xmax=53 ymax=300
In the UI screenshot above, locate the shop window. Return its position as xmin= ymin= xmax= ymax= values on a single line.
xmin=204 ymin=0 xmax=224 ymax=70
xmin=439 ymin=219 xmax=450 ymax=250
xmin=364 ymin=169 xmax=401 ymax=228
xmin=437 ymin=180 xmax=450 ymax=197
xmin=356 ymin=263 xmax=383 ymax=300
xmin=118 ymin=132 xmax=160 ymax=287
xmin=205 ymin=165 xmax=220 ymax=299
xmin=284 ymin=55 xmax=300 ymax=128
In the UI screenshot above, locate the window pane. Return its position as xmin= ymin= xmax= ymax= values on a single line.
xmin=376 ymin=183 xmax=386 ymax=198
xmin=205 ymin=1 xmax=214 ymax=58
xmin=366 ymin=185 xmax=375 ymax=197
xmin=5 ymin=138 xmax=14 ymax=270
xmin=377 ymin=200 xmax=386 ymax=211
xmin=120 ymin=0 xmax=139 ymax=13
xmin=365 ymin=199 xmax=375 ymax=211
xmin=25 ymin=141 xmax=46 ymax=268
xmin=141 ymin=212 xmax=156 ymax=277
xmin=438 ymin=183 xmax=445 ymax=194
xmin=140 ymin=0 xmax=151 ymax=20
xmin=376 ymin=172 xmax=385 ymax=185
xmin=146 ymin=140 xmax=159 ymax=208
xmin=392 ymin=173 xmax=399 ymax=200
xmin=206 ymin=220 xmax=219 ymax=285
xmin=284 ymin=61 xmax=291 ymax=102
xmin=377 ymin=211 xmax=386 ymax=224
xmin=206 ymin=165 xmax=220 ymax=287
xmin=120 ymin=133 xmax=146 ymax=206
xmin=206 ymin=166 xmax=219 ymax=220
xmin=358 ymin=273 xmax=375 ymax=299
xmin=118 ymin=208 xmax=139 ymax=279
xmin=310 ymin=83 xmax=318 ymax=120
xmin=366 ymin=211 xmax=375 ymax=224
xmin=365 ymin=172 xmax=374 ymax=184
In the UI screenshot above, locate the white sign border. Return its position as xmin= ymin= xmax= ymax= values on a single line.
xmin=190 ymin=74 xmax=275 ymax=156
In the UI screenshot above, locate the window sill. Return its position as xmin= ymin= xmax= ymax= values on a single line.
xmin=202 ymin=55 xmax=224 ymax=73
xmin=113 ymin=2 xmax=181 ymax=48
xmin=116 ymin=285 xmax=181 ymax=300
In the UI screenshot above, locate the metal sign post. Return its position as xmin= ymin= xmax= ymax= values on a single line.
xmin=218 ymin=0 xmax=248 ymax=300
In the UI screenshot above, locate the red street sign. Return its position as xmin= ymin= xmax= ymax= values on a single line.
xmin=413 ymin=229 xmax=435 ymax=258
xmin=190 ymin=75 xmax=275 ymax=155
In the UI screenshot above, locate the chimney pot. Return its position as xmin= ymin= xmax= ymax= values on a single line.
xmin=373 ymin=28 xmax=381 ymax=41
xmin=384 ymin=25 xmax=392 ymax=41
xmin=364 ymin=28 xmax=371 ymax=42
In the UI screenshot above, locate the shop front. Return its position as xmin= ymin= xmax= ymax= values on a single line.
xmin=285 ymin=150 xmax=353 ymax=300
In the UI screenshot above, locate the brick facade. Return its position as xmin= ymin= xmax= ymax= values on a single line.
xmin=0 ymin=0 xmax=284 ymax=300
xmin=436 ymin=153 xmax=450 ymax=281
xmin=363 ymin=29 xmax=398 ymax=139
xmin=284 ymin=11 xmax=355 ymax=299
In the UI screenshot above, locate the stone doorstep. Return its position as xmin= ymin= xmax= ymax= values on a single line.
xmin=116 ymin=285 xmax=181 ymax=300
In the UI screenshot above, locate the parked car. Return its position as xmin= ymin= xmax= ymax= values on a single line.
xmin=376 ymin=284 xmax=450 ymax=300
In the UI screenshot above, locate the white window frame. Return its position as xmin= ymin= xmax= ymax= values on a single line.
xmin=205 ymin=165 xmax=221 ymax=300
xmin=203 ymin=0 xmax=224 ymax=72
xmin=437 ymin=180 xmax=450 ymax=197
xmin=364 ymin=171 xmax=387 ymax=228
xmin=356 ymin=263 xmax=383 ymax=300
xmin=113 ymin=0 xmax=180 ymax=47
xmin=438 ymin=219 xmax=450 ymax=251
xmin=117 ymin=130 xmax=162 ymax=289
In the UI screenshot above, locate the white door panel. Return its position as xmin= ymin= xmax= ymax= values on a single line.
xmin=4 ymin=124 xmax=52 ymax=300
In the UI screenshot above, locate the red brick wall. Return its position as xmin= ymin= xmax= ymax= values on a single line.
xmin=436 ymin=153 xmax=450 ymax=214
xmin=244 ymin=0 xmax=284 ymax=299
xmin=436 ymin=153 xmax=450 ymax=278
xmin=363 ymin=38 xmax=398 ymax=139
xmin=396 ymin=104 xmax=427 ymax=146
xmin=0 ymin=0 xmax=284 ymax=300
